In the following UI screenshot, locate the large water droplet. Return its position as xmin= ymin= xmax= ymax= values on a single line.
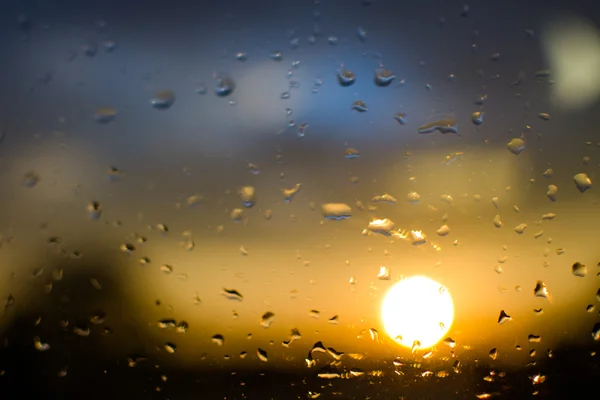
xmin=573 ymin=173 xmax=592 ymax=192
xmin=215 ymin=78 xmax=235 ymax=97
xmin=366 ymin=218 xmax=395 ymax=236
xmin=436 ymin=225 xmax=450 ymax=236
xmin=592 ymin=323 xmax=600 ymax=341
xmin=514 ymin=223 xmax=527 ymax=234
xmin=321 ymin=203 xmax=352 ymax=220
xmin=418 ymin=119 xmax=458 ymax=135
xmin=260 ymin=311 xmax=275 ymax=328
xmin=471 ymin=111 xmax=484 ymax=125
xmin=374 ymin=67 xmax=396 ymax=86
xmin=547 ymin=185 xmax=558 ymax=202
xmin=337 ymin=68 xmax=356 ymax=86
xmin=534 ymin=281 xmax=550 ymax=299
xmin=572 ymin=262 xmax=588 ymax=277
xmin=498 ymin=310 xmax=512 ymax=325
xmin=239 ymin=186 xmax=256 ymax=208
xmin=150 ymin=90 xmax=175 ymax=110
xmin=507 ymin=138 xmax=525 ymax=155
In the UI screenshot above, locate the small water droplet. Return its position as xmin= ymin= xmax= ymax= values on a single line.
xmin=352 ymin=100 xmax=368 ymax=112
xmin=164 ymin=343 xmax=176 ymax=353
xmin=377 ymin=266 xmax=390 ymax=280
xmin=215 ymin=77 xmax=235 ymax=97
xmin=222 ymin=288 xmax=243 ymax=301
xmin=357 ymin=27 xmax=367 ymax=41
xmin=436 ymin=225 xmax=450 ymax=236
xmin=471 ymin=111 xmax=484 ymax=125
xmin=489 ymin=348 xmax=498 ymax=360
xmin=572 ymin=262 xmax=587 ymax=277
xmin=407 ymin=192 xmax=421 ymax=204
xmin=534 ymin=281 xmax=550 ymax=299
xmin=150 ymin=90 xmax=175 ymax=110
xmin=260 ymin=311 xmax=275 ymax=328
xmin=23 ymin=171 xmax=40 ymax=187
xmin=87 ymin=201 xmax=102 ymax=220
xmin=538 ymin=113 xmax=551 ymax=121
xmin=507 ymin=138 xmax=525 ymax=155
xmin=574 ymin=173 xmax=592 ymax=192
xmin=282 ymin=183 xmax=302 ymax=202
xmin=270 ymin=51 xmax=283 ymax=61
xmin=321 ymin=203 xmax=352 ymax=220
xmin=34 ymin=337 xmax=51 ymax=351
xmin=208 ymin=334 xmax=224 ymax=346
xmin=337 ymin=68 xmax=356 ymax=86
xmin=493 ymin=215 xmax=503 ymax=228
xmin=281 ymin=91 xmax=291 ymax=99
xmin=366 ymin=218 xmax=395 ymax=236
xmin=528 ymin=334 xmax=541 ymax=343
xmin=81 ymin=43 xmax=97 ymax=57
xmin=546 ymin=185 xmax=558 ymax=202
xmin=120 ymin=243 xmax=135 ymax=254
xmin=94 ymin=107 xmax=118 ymax=124
xmin=418 ymin=119 xmax=458 ymax=135
xmin=514 ymin=223 xmax=527 ymax=234
xmin=257 ymin=348 xmax=268 ymax=362
xmin=394 ymin=113 xmax=407 ymax=125
xmin=328 ymin=36 xmax=338 ymax=45
xmin=374 ymin=67 xmax=396 ymax=86
xmin=498 ymin=310 xmax=512 ymax=325
xmin=238 ymin=186 xmax=256 ymax=208
xmin=236 ymin=52 xmax=248 ymax=61
xmin=592 ymin=323 xmax=600 ymax=341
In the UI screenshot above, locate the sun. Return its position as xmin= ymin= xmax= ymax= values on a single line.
xmin=381 ymin=275 xmax=454 ymax=350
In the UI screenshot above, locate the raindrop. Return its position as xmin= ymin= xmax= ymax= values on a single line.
xmin=236 ymin=52 xmax=248 ymax=61
xmin=528 ymin=334 xmax=542 ymax=343
xmin=73 ymin=324 xmax=90 ymax=337
xmin=572 ymin=262 xmax=587 ymax=277
xmin=94 ymin=107 xmax=118 ymax=124
xmin=328 ymin=315 xmax=339 ymax=324
xmin=418 ymin=119 xmax=458 ymax=135
xmin=257 ymin=348 xmax=268 ymax=362
xmin=215 ymin=78 xmax=235 ymax=97
xmin=164 ymin=343 xmax=176 ymax=353
xmin=120 ymin=243 xmax=135 ymax=253
xmin=281 ymin=91 xmax=290 ymax=99
xmin=103 ymin=40 xmax=117 ymax=52
xmin=34 ymin=337 xmax=51 ymax=351
xmin=344 ymin=147 xmax=360 ymax=159
xmin=474 ymin=94 xmax=488 ymax=105
xmin=493 ymin=215 xmax=502 ymax=228
xmin=371 ymin=193 xmax=397 ymax=204
xmin=541 ymin=213 xmax=556 ymax=220
xmin=328 ymin=36 xmax=338 ymax=45
xmin=573 ymin=173 xmax=592 ymax=192
xmin=211 ymin=334 xmax=224 ymax=346
xmin=222 ymin=288 xmax=243 ymax=301
xmin=471 ymin=111 xmax=484 ymax=125
xmin=498 ymin=310 xmax=512 ymax=325
xmin=321 ymin=203 xmax=352 ymax=220
xmin=507 ymin=138 xmax=525 ymax=155
xmin=23 ymin=171 xmax=40 ymax=187
xmin=534 ymin=281 xmax=550 ymax=299
xmin=260 ymin=312 xmax=275 ymax=328
xmin=490 ymin=53 xmax=501 ymax=61
xmin=90 ymin=278 xmax=102 ymax=290
xmin=535 ymin=70 xmax=551 ymax=78
xmin=542 ymin=168 xmax=553 ymax=178
xmin=538 ymin=113 xmax=551 ymax=121
xmin=366 ymin=218 xmax=395 ymax=236
xmin=238 ymin=186 xmax=256 ymax=207
xmin=436 ymin=225 xmax=450 ymax=236
xmin=357 ymin=27 xmax=367 ymax=41
xmin=230 ymin=208 xmax=243 ymax=221
xmin=270 ymin=51 xmax=283 ymax=61
xmin=81 ymin=43 xmax=97 ymax=57
xmin=87 ymin=201 xmax=102 ymax=220
xmin=352 ymin=100 xmax=368 ymax=112
xmin=489 ymin=348 xmax=498 ymax=360
xmin=374 ymin=67 xmax=396 ymax=86
xmin=547 ymin=185 xmax=558 ymax=202
xmin=514 ymin=223 xmax=527 ymax=234
xmin=196 ymin=84 xmax=207 ymax=95
xmin=394 ymin=113 xmax=407 ymax=125
xmin=592 ymin=323 xmax=600 ymax=341
xmin=461 ymin=4 xmax=470 ymax=17
xmin=377 ymin=266 xmax=390 ymax=280
xmin=337 ymin=68 xmax=356 ymax=86
xmin=407 ymin=192 xmax=421 ymax=204
xmin=282 ymin=183 xmax=302 ymax=202
xmin=150 ymin=90 xmax=175 ymax=110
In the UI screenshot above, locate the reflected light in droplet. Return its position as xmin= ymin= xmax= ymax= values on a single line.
xmin=381 ymin=275 xmax=454 ymax=349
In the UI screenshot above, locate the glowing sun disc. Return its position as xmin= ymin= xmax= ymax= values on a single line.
xmin=381 ymin=275 xmax=454 ymax=349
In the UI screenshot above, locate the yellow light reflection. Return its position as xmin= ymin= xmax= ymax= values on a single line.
xmin=381 ymin=275 xmax=454 ymax=350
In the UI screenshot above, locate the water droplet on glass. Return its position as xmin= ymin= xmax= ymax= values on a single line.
xmin=592 ymin=323 xmax=600 ymax=341
xmin=94 ymin=107 xmax=118 ymax=124
xmin=547 ymin=185 xmax=558 ymax=202
xmin=507 ymin=138 xmax=525 ymax=155
xmin=471 ymin=111 xmax=484 ymax=125
xmin=150 ymin=90 xmax=175 ymax=110
xmin=211 ymin=334 xmax=224 ymax=346
xmin=34 ymin=337 xmax=51 ymax=351
xmin=215 ymin=78 xmax=235 ymax=97
xmin=196 ymin=84 xmax=207 ymax=95
xmin=366 ymin=218 xmax=395 ymax=236
xmin=514 ymin=223 xmax=527 ymax=234
xmin=374 ymin=67 xmax=396 ymax=86
xmin=236 ymin=52 xmax=247 ymax=61
xmin=538 ymin=113 xmax=551 ymax=121
xmin=270 ymin=51 xmax=283 ymax=61
xmin=357 ymin=27 xmax=367 ymax=41
xmin=238 ymin=186 xmax=256 ymax=207
xmin=376 ymin=266 xmax=391 ymax=280
xmin=280 ymin=91 xmax=291 ymax=100
xmin=298 ymin=122 xmax=309 ymax=137
xmin=321 ymin=203 xmax=352 ymax=220
xmin=418 ymin=119 xmax=458 ymax=135
xmin=436 ymin=225 xmax=450 ymax=236
xmin=120 ymin=243 xmax=135 ymax=253
xmin=352 ymin=100 xmax=368 ymax=112
xmin=337 ymin=68 xmax=356 ymax=86
xmin=371 ymin=193 xmax=397 ymax=204
xmin=328 ymin=36 xmax=338 ymax=45
xmin=574 ymin=173 xmax=592 ymax=192
xmin=407 ymin=192 xmax=421 ymax=204
xmin=528 ymin=334 xmax=541 ymax=343
xmin=81 ymin=43 xmax=97 ymax=57
xmin=23 ymin=171 xmax=40 ymax=187
xmin=474 ymin=94 xmax=488 ymax=105
xmin=282 ymin=183 xmax=302 ymax=203
xmin=164 ymin=343 xmax=176 ymax=353
xmin=87 ymin=201 xmax=102 ymax=220
xmin=572 ymin=262 xmax=587 ymax=277
xmin=257 ymin=348 xmax=268 ymax=362
xmin=489 ymin=348 xmax=498 ymax=360
xmin=534 ymin=281 xmax=550 ymax=299
xmin=222 ymin=288 xmax=243 ymax=301
xmin=498 ymin=310 xmax=512 ymax=325
xmin=260 ymin=311 xmax=275 ymax=328
xmin=394 ymin=113 xmax=407 ymax=125
xmin=344 ymin=147 xmax=360 ymax=159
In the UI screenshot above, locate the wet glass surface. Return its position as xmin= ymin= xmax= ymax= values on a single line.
xmin=0 ymin=0 xmax=599 ymax=398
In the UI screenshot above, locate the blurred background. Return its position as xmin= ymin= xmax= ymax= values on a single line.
xmin=0 ymin=0 xmax=599 ymax=398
